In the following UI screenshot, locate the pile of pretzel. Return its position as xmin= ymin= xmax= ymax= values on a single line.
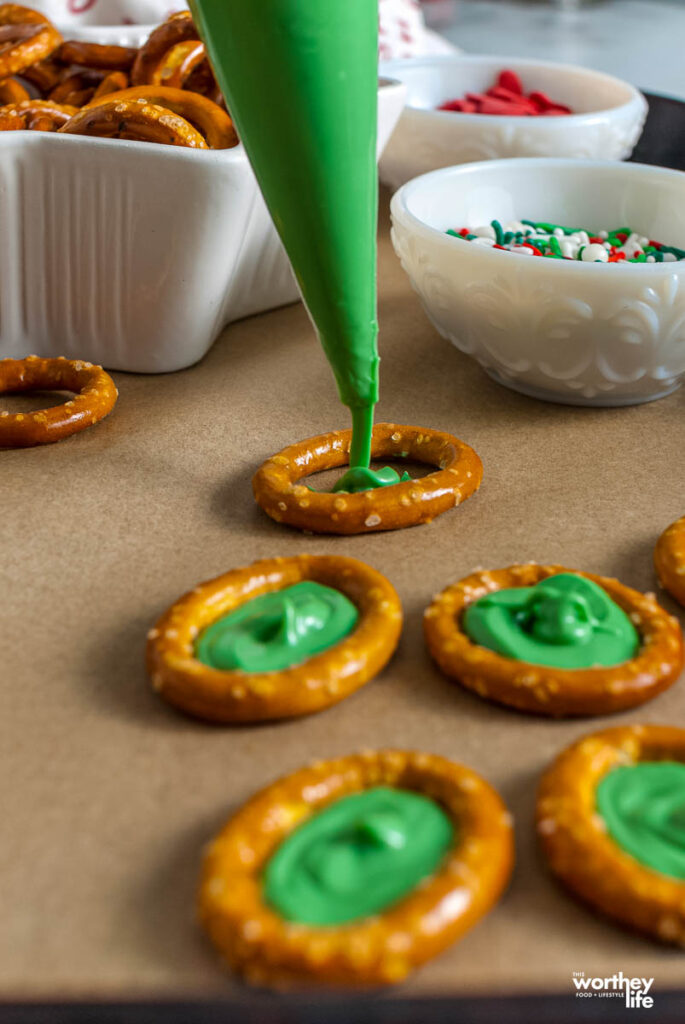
xmin=0 ymin=4 xmax=237 ymax=148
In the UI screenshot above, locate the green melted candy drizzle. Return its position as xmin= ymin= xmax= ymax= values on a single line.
xmin=462 ymin=573 xmax=639 ymax=669
xmin=597 ymin=762 xmax=685 ymax=879
xmin=332 ymin=465 xmax=411 ymax=493
xmin=195 ymin=581 xmax=358 ymax=673
xmin=264 ymin=787 xmax=454 ymax=925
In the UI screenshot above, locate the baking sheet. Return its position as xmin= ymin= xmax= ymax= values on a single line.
xmin=2 ymin=188 xmax=685 ymax=1001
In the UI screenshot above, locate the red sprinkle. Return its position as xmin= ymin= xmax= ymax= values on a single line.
xmin=438 ymin=69 xmax=573 ymax=117
xmin=498 ymin=70 xmax=523 ymax=95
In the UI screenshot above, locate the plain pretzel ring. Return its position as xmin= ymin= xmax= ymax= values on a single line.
xmin=56 ymin=40 xmax=137 ymax=71
xmin=0 ymin=98 xmax=77 ymax=129
xmin=537 ymin=724 xmax=685 ymax=945
xmin=59 ymin=98 xmax=208 ymax=148
xmin=0 ymin=4 xmax=61 ymax=79
xmin=85 ymin=85 xmax=237 ymax=149
xmin=199 ymin=749 xmax=514 ymax=987
xmin=0 ymin=76 xmax=29 ymax=103
xmin=252 ymin=423 xmax=483 ymax=535
xmin=0 ymin=356 xmax=118 ymax=447
xmin=147 ymin=555 xmax=402 ymax=723
xmin=131 ymin=11 xmax=198 ymax=84
xmin=655 ymin=515 xmax=685 ymax=608
xmin=424 ymin=564 xmax=684 ymax=717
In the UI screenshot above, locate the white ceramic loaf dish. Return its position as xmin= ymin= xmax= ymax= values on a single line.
xmin=391 ymin=159 xmax=685 ymax=406
xmin=379 ymin=56 xmax=648 ymax=190
xmin=0 ymin=26 xmax=407 ymax=372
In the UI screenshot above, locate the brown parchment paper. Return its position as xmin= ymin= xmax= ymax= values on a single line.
xmin=2 ymin=191 xmax=685 ymax=1001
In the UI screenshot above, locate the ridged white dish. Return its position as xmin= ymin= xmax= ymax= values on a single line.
xmin=0 ymin=26 xmax=407 ymax=372
xmin=379 ymin=56 xmax=648 ymax=190
xmin=391 ymin=159 xmax=685 ymax=406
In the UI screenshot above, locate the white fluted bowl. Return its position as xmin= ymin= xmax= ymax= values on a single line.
xmin=391 ymin=159 xmax=685 ymax=406
xmin=379 ymin=56 xmax=647 ymax=190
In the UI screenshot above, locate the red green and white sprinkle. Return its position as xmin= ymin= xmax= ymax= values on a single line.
xmin=446 ymin=220 xmax=685 ymax=263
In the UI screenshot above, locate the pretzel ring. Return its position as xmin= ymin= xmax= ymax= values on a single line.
xmin=0 ymin=4 xmax=61 ymax=79
xmin=56 ymin=40 xmax=137 ymax=71
xmin=58 ymin=99 xmax=208 ymax=148
xmin=91 ymin=71 xmax=128 ymax=101
xmin=655 ymin=515 xmax=685 ymax=608
xmin=0 ymin=356 xmax=118 ymax=447
xmin=49 ymin=69 xmax=103 ymax=107
xmin=0 ymin=99 xmax=77 ymax=130
xmin=131 ymin=11 xmax=202 ymax=85
xmin=199 ymin=749 xmax=513 ymax=988
xmin=147 ymin=555 xmax=402 ymax=723
xmin=424 ymin=564 xmax=683 ymax=717
xmin=20 ymin=55 xmax=61 ymax=93
xmin=86 ymin=85 xmax=236 ymax=149
xmin=537 ymin=724 xmax=685 ymax=945
xmin=146 ymin=39 xmax=204 ymax=89
xmin=0 ymin=76 xmax=29 ymax=103
xmin=252 ymin=423 xmax=483 ymax=535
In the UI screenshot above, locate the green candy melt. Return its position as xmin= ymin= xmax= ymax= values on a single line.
xmin=332 ymin=465 xmax=411 ymax=493
xmin=263 ymin=787 xmax=454 ymax=925
xmin=597 ymin=762 xmax=685 ymax=880
xmin=195 ymin=581 xmax=358 ymax=673
xmin=462 ymin=573 xmax=639 ymax=669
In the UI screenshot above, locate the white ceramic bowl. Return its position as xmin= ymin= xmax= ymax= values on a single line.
xmin=0 ymin=25 xmax=407 ymax=373
xmin=390 ymin=158 xmax=685 ymax=406
xmin=379 ymin=56 xmax=647 ymax=190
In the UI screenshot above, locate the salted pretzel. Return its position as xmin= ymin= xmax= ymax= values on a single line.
xmin=655 ymin=515 xmax=685 ymax=608
xmin=0 ymin=4 xmax=61 ymax=79
xmin=0 ymin=356 xmax=118 ymax=447
xmin=147 ymin=555 xmax=402 ymax=723
xmin=91 ymin=71 xmax=128 ymax=101
xmin=538 ymin=725 xmax=685 ymax=945
xmin=200 ymin=749 xmax=514 ymax=987
xmin=20 ymin=55 xmax=61 ymax=93
xmin=49 ymin=68 xmax=104 ymax=107
xmin=56 ymin=40 xmax=137 ymax=71
xmin=0 ymin=76 xmax=28 ymax=102
xmin=131 ymin=12 xmax=208 ymax=86
xmin=58 ymin=98 xmax=208 ymax=148
xmin=86 ymin=85 xmax=236 ymax=149
xmin=424 ymin=564 xmax=683 ymax=717
xmin=152 ymin=39 xmax=206 ymax=89
xmin=252 ymin=423 xmax=483 ymax=535
xmin=0 ymin=98 xmax=77 ymax=130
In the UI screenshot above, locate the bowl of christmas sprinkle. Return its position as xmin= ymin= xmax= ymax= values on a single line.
xmin=391 ymin=158 xmax=685 ymax=405
xmin=379 ymin=56 xmax=647 ymax=190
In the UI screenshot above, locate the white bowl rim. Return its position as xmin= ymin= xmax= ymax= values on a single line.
xmin=379 ymin=54 xmax=646 ymax=125
xmin=390 ymin=157 xmax=685 ymax=276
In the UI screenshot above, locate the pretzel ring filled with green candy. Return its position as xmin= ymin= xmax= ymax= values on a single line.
xmin=200 ymin=749 xmax=513 ymax=987
xmin=425 ymin=564 xmax=683 ymax=716
xmin=537 ymin=724 xmax=685 ymax=945
xmin=147 ymin=554 xmax=402 ymax=723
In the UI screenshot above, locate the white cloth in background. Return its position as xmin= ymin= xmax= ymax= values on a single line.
xmin=27 ymin=0 xmax=456 ymax=56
